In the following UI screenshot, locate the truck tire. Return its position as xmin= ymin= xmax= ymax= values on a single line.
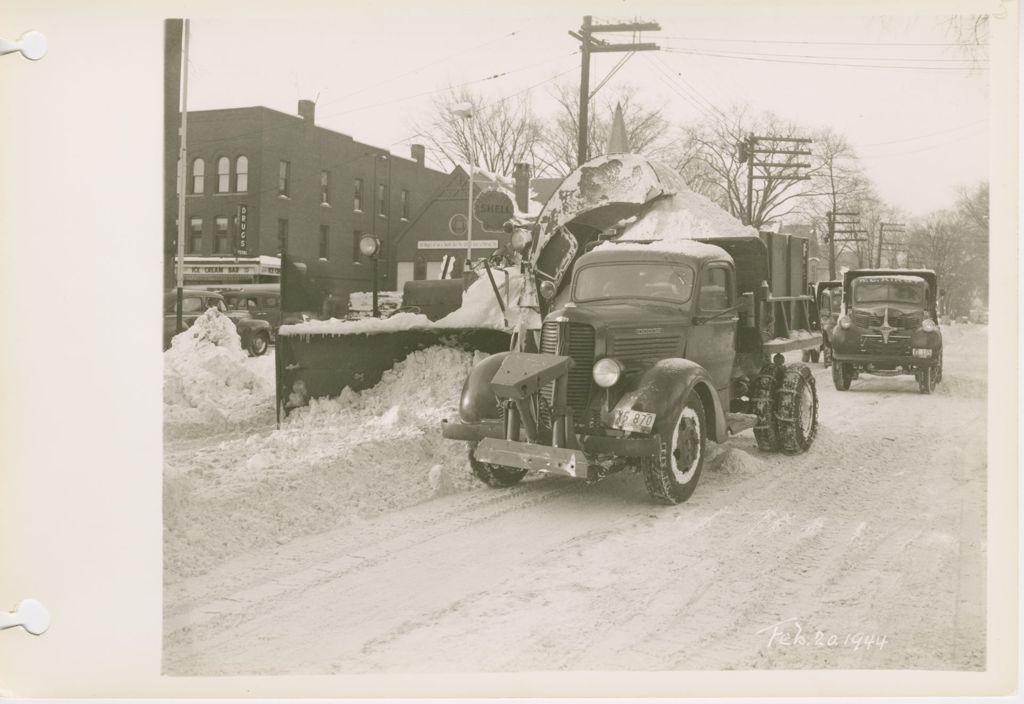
xmin=641 ymin=397 xmax=706 ymax=505
xmin=822 ymin=345 xmax=833 ymax=368
xmin=468 ymin=448 xmax=527 ymax=488
xmin=934 ymin=351 xmax=943 ymax=384
xmin=916 ymin=366 xmax=935 ymax=395
xmin=776 ymin=364 xmax=819 ymax=454
xmin=832 ymin=361 xmax=852 ymax=391
xmin=248 ymin=331 xmax=269 ymax=357
xmin=751 ymin=363 xmax=782 ymax=452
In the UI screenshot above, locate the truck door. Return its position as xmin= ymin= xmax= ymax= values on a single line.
xmin=686 ymin=262 xmax=738 ymax=390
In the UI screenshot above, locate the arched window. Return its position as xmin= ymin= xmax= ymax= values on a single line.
xmin=235 ymin=156 xmax=248 ymax=192
xmin=217 ymin=157 xmax=230 ymax=193
xmin=191 ymin=158 xmax=205 ymax=194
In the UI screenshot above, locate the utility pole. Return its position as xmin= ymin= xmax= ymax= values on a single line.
xmin=877 ymin=222 xmax=905 ymax=268
xmin=570 ymin=16 xmax=660 ymax=166
xmin=737 ymin=135 xmax=812 ymax=228
xmin=175 ymin=19 xmax=190 ymax=334
xmin=826 ymin=208 xmax=868 ymax=278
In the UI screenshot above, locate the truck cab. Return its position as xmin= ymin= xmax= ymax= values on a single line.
xmin=830 ymin=269 xmax=942 ymax=393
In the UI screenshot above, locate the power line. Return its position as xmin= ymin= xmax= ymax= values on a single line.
xmin=650 ymin=53 xmax=731 ymax=122
xmin=662 ymin=47 xmax=987 ymax=71
xmin=666 ymin=44 xmax=987 ymax=63
xmin=857 ymin=119 xmax=988 ymax=147
xmin=659 ymin=35 xmax=983 ymax=48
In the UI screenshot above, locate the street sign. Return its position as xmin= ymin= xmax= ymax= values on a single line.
xmin=418 ymin=240 xmax=498 ymax=250
xmin=448 ymin=213 xmax=467 ymax=236
xmin=473 ymin=189 xmax=514 ymax=233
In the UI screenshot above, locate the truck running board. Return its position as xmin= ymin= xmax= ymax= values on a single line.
xmin=474 ymin=438 xmax=590 ymax=480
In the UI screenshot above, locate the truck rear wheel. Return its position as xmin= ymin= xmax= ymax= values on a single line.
xmin=751 ymin=363 xmax=781 ymax=452
xmin=776 ymin=364 xmax=818 ymax=454
xmin=641 ymin=397 xmax=706 ymax=505
xmin=468 ymin=447 xmax=527 ymax=488
xmin=832 ymin=361 xmax=852 ymax=391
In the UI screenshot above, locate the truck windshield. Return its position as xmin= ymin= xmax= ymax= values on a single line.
xmin=852 ymin=281 xmax=925 ymax=305
xmin=574 ymin=263 xmax=695 ymax=303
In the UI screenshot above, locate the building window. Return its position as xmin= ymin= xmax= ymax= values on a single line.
xmin=401 ymin=189 xmax=410 ymax=220
xmin=319 ymin=225 xmax=329 ymax=259
xmin=217 ymin=157 xmax=230 ymax=193
xmin=354 ymin=178 xmax=363 ymax=211
xmin=352 ymin=230 xmax=362 ymax=263
xmin=190 ymin=158 xmax=205 ymax=194
xmin=320 ymin=170 xmax=330 ymax=205
xmin=278 ymin=160 xmax=290 ymax=197
xmin=215 ymin=216 xmax=229 ymax=254
xmin=188 ymin=217 xmax=203 ymax=254
xmin=377 ymin=184 xmax=387 ymax=217
xmin=235 ymin=156 xmax=248 ymax=192
xmin=278 ymin=218 xmax=289 ymax=255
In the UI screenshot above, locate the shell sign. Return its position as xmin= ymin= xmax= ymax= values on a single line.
xmin=473 ymin=189 xmax=514 ymax=233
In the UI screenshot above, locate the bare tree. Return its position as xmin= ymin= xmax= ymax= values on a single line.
xmin=669 ymin=104 xmax=822 ymax=229
xmin=410 ymin=87 xmax=544 ymax=176
xmin=538 ymin=82 xmax=672 ymax=176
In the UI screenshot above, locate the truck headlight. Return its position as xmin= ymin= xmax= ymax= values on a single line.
xmin=921 ymin=319 xmax=937 ymax=333
xmin=839 ymin=316 xmax=853 ymax=329
xmin=538 ymin=280 xmax=556 ymax=300
xmin=592 ymin=358 xmax=623 ymax=388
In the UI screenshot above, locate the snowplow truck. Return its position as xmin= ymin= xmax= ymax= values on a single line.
xmin=441 ymin=154 xmax=824 ymax=505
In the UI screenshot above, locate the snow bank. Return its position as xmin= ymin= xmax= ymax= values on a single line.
xmin=163 ymin=309 xmax=276 ymax=438
xmin=164 ymin=346 xmax=487 ymax=580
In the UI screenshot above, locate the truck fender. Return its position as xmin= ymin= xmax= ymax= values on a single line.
xmin=615 ymin=359 xmax=728 ymax=443
xmin=458 ymin=351 xmax=512 ymax=424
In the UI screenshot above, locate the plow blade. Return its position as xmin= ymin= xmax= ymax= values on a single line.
xmin=277 ymin=327 xmax=511 ymax=413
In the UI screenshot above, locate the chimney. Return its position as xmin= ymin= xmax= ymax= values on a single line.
xmin=298 ymin=99 xmax=316 ymax=123
xmin=513 ymin=162 xmax=531 ymax=213
xmin=410 ymin=144 xmax=425 ymax=167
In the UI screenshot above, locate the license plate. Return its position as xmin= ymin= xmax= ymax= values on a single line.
xmin=613 ymin=409 xmax=656 ymax=434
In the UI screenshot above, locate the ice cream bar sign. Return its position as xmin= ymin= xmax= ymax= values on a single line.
xmin=236 ymin=204 xmax=249 ymax=255
xmin=473 ymin=189 xmax=514 ymax=233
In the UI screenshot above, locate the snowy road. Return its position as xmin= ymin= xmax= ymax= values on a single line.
xmin=163 ymin=325 xmax=986 ymax=675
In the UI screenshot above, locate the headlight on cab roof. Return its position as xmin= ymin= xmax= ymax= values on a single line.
xmin=592 ymin=358 xmax=624 ymax=388
xmin=921 ymin=318 xmax=937 ymax=333
xmin=839 ymin=316 xmax=853 ymax=329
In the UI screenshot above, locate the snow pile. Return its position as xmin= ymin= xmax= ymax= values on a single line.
xmin=435 ymin=266 xmax=540 ymax=330
xmin=163 ymin=309 xmax=275 ymax=437
xmin=595 ymin=237 xmax=730 ymax=259
xmin=164 ymin=346 xmax=486 ymax=579
xmin=278 ymin=311 xmax=433 ymax=337
xmin=620 ymin=189 xmax=757 ymax=241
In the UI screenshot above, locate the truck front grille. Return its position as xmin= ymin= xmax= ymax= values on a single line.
xmin=858 ymin=334 xmax=912 ymax=356
xmin=610 ymin=335 xmax=679 ymax=364
xmin=540 ymin=320 xmax=595 ymax=418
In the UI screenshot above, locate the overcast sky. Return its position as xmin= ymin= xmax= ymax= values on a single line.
xmin=183 ymin=1 xmax=992 ymax=219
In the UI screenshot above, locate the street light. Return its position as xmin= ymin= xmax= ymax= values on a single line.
xmin=359 ymin=234 xmax=382 ymax=317
xmin=450 ymin=102 xmax=474 ymax=266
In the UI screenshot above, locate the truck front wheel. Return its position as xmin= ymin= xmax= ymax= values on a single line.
xmin=641 ymin=397 xmax=706 ymax=505
xmin=468 ymin=448 xmax=527 ymax=488
xmin=751 ymin=363 xmax=782 ymax=452
xmin=832 ymin=361 xmax=852 ymax=391
xmin=777 ymin=364 xmax=818 ymax=454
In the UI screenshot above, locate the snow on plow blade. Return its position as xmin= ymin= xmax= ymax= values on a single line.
xmin=474 ymin=438 xmax=589 ymax=479
xmin=277 ymin=327 xmax=511 ymax=413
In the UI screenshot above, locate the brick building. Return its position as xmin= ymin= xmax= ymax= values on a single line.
xmin=169 ymin=100 xmax=452 ymax=309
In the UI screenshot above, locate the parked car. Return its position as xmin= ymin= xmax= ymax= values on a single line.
xmin=163 ymin=289 xmax=273 ymax=356
xmin=205 ymin=284 xmax=282 ymax=339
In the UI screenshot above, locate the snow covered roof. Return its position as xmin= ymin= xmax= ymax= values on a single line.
xmin=852 ymin=275 xmax=929 ymax=284
xmin=592 ymin=238 xmax=729 ymax=260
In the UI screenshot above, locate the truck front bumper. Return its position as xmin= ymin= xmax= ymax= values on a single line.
xmin=441 ymin=419 xmax=660 ymax=480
